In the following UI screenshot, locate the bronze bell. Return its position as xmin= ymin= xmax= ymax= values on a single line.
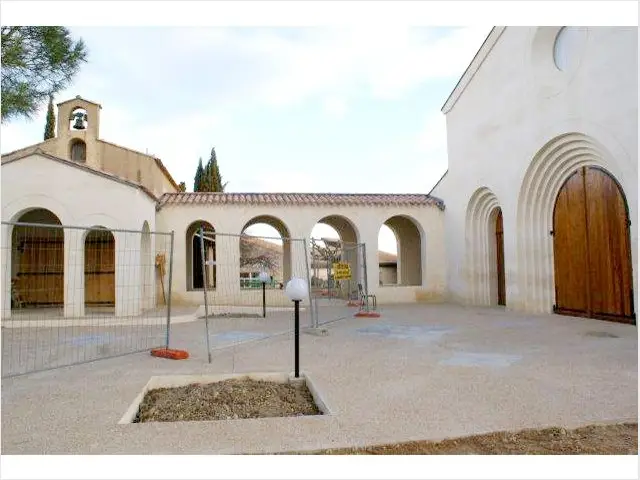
xmin=71 ymin=112 xmax=87 ymax=130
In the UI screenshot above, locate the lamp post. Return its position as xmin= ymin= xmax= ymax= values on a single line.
xmin=285 ymin=277 xmax=309 ymax=378
xmin=258 ymin=271 xmax=270 ymax=318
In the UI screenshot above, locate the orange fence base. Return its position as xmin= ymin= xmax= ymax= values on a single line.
xmin=150 ymin=348 xmax=190 ymax=360
xmin=354 ymin=311 xmax=381 ymax=318
xmin=346 ymin=301 xmax=363 ymax=307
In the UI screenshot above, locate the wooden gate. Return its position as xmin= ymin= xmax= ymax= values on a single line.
xmin=85 ymin=230 xmax=115 ymax=306
xmin=14 ymin=236 xmax=64 ymax=306
xmin=553 ymin=166 xmax=634 ymax=323
xmin=495 ymin=209 xmax=506 ymax=306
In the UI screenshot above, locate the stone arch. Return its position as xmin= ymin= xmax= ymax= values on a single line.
xmin=10 ymin=208 xmax=64 ymax=310
xmin=84 ymin=226 xmax=116 ymax=308
xmin=240 ymin=215 xmax=292 ymax=287
xmin=310 ymin=214 xmax=361 ymax=298
xmin=381 ymin=214 xmax=423 ymax=287
xmin=314 ymin=214 xmax=359 ymax=244
xmin=186 ymin=220 xmax=215 ymax=291
xmin=140 ymin=221 xmax=153 ymax=310
xmin=516 ymin=132 xmax=622 ymax=314
xmin=3 ymin=195 xmax=72 ymax=229
xmin=465 ymin=187 xmax=503 ymax=305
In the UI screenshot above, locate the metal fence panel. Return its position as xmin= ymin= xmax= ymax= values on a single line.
xmin=1 ymin=221 xmax=174 ymax=377
xmin=310 ymin=238 xmax=367 ymax=326
xmin=193 ymin=229 xmax=314 ymax=362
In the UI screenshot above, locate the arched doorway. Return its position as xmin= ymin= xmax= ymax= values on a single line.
xmin=84 ymin=227 xmax=116 ymax=307
xmin=495 ymin=209 xmax=506 ymax=306
xmin=378 ymin=224 xmax=398 ymax=286
xmin=241 ymin=215 xmax=291 ymax=289
xmin=310 ymin=215 xmax=360 ymax=300
xmin=11 ymin=209 xmax=64 ymax=309
xmin=379 ymin=215 xmax=422 ymax=287
xmin=553 ymin=166 xmax=634 ymax=322
xmin=186 ymin=221 xmax=216 ymax=290
xmin=465 ymin=187 xmax=503 ymax=306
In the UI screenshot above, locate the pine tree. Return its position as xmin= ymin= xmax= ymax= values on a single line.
xmin=193 ymin=158 xmax=204 ymax=192
xmin=2 ymin=27 xmax=88 ymax=123
xmin=43 ymin=95 xmax=55 ymax=140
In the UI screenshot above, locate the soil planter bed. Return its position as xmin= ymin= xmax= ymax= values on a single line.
xmin=120 ymin=373 xmax=329 ymax=424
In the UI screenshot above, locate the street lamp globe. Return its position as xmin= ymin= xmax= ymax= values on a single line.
xmin=258 ymin=271 xmax=270 ymax=284
xmin=285 ymin=277 xmax=308 ymax=301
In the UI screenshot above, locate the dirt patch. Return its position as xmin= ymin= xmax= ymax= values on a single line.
xmin=134 ymin=378 xmax=321 ymax=423
xmin=305 ymin=423 xmax=637 ymax=455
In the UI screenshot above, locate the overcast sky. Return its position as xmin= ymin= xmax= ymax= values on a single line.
xmin=1 ymin=26 xmax=490 ymax=252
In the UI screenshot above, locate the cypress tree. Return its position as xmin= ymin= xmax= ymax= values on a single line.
xmin=208 ymin=147 xmax=227 ymax=192
xmin=195 ymin=147 xmax=228 ymax=193
xmin=194 ymin=158 xmax=204 ymax=192
xmin=200 ymin=159 xmax=212 ymax=192
xmin=43 ymin=95 xmax=55 ymax=140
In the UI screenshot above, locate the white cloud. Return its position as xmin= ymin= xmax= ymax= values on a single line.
xmin=322 ymin=96 xmax=347 ymax=118
xmin=311 ymin=223 xmax=340 ymax=241
xmin=378 ymin=224 xmax=398 ymax=254
xmin=416 ymin=112 xmax=448 ymax=155
xmin=171 ymin=26 xmax=491 ymax=109
xmin=244 ymin=171 xmax=319 ymax=193
xmin=0 ymin=101 xmax=51 ymax=153
xmin=96 ymin=104 xmax=223 ymax=185
xmin=1 ymin=26 xmax=486 ymax=196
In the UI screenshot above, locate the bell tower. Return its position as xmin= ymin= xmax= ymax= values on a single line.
xmin=55 ymin=96 xmax=102 ymax=168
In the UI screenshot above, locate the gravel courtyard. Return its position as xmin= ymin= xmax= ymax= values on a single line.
xmin=1 ymin=303 xmax=637 ymax=454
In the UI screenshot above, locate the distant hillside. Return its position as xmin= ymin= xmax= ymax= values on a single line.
xmin=241 ymin=236 xmax=397 ymax=273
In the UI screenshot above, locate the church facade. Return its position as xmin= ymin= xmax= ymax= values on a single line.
xmin=431 ymin=26 xmax=637 ymax=323
xmin=1 ymin=26 xmax=637 ymax=324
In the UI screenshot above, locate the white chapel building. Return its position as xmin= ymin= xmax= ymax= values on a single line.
xmin=1 ymin=26 xmax=637 ymax=325
xmin=431 ymin=26 xmax=637 ymax=323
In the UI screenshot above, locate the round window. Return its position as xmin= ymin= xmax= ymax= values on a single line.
xmin=553 ymin=27 xmax=584 ymax=71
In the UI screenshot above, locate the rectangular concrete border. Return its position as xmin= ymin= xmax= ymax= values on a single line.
xmin=118 ymin=371 xmax=331 ymax=425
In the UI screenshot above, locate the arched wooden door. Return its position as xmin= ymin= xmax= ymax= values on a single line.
xmin=85 ymin=229 xmax=115 ymax=306
xmin=495 ymin=209 xmax=506 ymax=306
xmin=553 ymin=166 xmax=635 ymax=323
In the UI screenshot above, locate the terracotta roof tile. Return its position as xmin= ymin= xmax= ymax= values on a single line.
xmin=157 ymin=192 xmax=445 ymax=210
xmin=378 ymin=251 xmax=398 ymax=264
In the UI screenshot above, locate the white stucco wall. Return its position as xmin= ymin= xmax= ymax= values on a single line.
xmin=437 ymin=26 xmax=638 ymax=314
xmin=156 ymin=202 xmax=446 ymax=307
xmin=1 ymin=154 xmax=158 ymax=318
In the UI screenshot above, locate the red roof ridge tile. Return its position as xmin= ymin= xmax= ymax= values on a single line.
xmin=157 ymin=192 xmax=445 ymax=210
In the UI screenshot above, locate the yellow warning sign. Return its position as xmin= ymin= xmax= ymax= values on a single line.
xmin=333 ymin=262 xmax=352 ymax=280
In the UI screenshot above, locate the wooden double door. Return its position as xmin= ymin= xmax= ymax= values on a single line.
xmin=553 ymin=166 xmax=635 ymax=323
xmin=12 ymin=229 xmax=115 ymax=307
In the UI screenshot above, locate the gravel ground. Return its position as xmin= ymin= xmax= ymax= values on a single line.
xmin=135 ymin=378 xmax=321 ymax=423
xmin=308 ymin=423 xmax=638 ymax=455
xmin=1 ymin=304 xmax=636 ymax=455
